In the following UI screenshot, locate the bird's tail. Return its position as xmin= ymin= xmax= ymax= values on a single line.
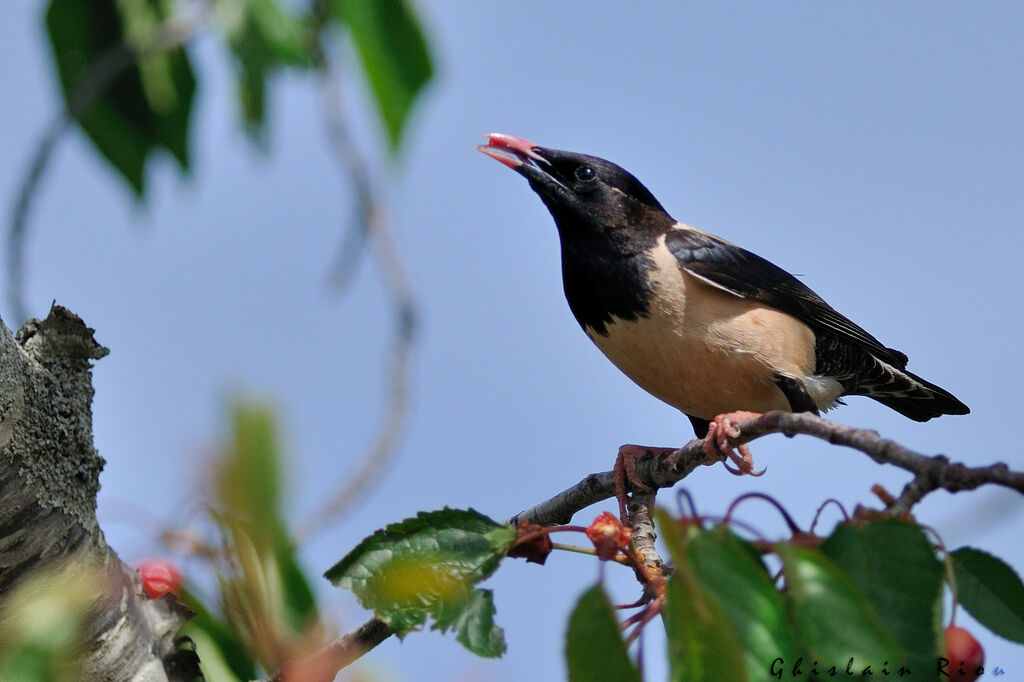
xmin=860 ymin=362 xmax=969 ymax=422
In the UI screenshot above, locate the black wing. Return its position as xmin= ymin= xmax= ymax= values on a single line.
xmin=663 ymin=228 xmax=909 ymax=371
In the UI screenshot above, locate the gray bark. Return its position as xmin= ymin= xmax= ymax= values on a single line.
xmin=0 ymin=305 xmax=192 ymax=681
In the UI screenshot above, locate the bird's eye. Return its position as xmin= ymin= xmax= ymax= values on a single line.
xmin=574 ymin=165 xmax=596 ymax=183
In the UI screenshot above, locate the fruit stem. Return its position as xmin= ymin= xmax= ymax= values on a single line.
xmin=922 ymin=523 xmax=959 ymax=624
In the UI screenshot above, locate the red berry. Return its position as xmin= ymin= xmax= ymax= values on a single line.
xmin=943 ymin=625 xmax=984 ymax=682
xmin=138 ymin=559 xmax=182 ymax=599
xmin=585 ymin=512 xmax=633 ymax=560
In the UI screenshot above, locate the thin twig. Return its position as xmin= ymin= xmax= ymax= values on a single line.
xmin=262 ymin=617 xmax=393 ymax=682
xmin=6 ymin=3 xmax=208 ymax=323
xmin=511 ymin=412 xmax=1024 ymax=527
xmin=889 ymin=465 xmax=946 ymax=515
xmin=8 ymin=119 xmax=69 ymax=323
xmin=296 ymin=52 xmax=418 ymax=542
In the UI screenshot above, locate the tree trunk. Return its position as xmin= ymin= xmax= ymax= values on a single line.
xmin=0 ymin=305 xmax=193 ymax=681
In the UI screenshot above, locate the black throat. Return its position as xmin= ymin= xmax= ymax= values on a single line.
xmin=556 ymin=220 xmax=666 ymax=337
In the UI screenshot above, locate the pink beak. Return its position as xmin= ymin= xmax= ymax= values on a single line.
xmin=476 ymin=133 xmax=546 ymax=168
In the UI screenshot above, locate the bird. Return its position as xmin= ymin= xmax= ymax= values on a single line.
xmin=477 ymin=133 xmax=969 ymax=509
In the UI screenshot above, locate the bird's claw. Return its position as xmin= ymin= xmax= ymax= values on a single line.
xmin=614 ymin=444 xmax=679 ymax=520
xmin=704 ymin=411 xmax=765 ymax=476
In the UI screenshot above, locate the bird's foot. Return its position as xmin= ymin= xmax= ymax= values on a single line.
xmin=614 ymin=444 xmax=679 ymax=521
xmin=704 ymin=411 xmax=766 ymax=477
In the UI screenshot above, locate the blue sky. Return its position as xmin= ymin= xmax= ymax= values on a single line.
xmin=2 ymin=1 xmax=1022 ymax=679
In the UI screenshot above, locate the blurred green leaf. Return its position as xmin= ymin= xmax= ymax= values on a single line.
xmin=689 ymin=526 xmax=798 ymax=681
xmin=211 ymin=401 xmax=320 ymax=672
xmin=565 ymin=585 xmax=641 ymax=682
xmin=178 ymin=587 xmax=256 ymax=682
xmin=657 ymin=512 xmax=749 ymax=682
xmin=45 ymin=0 xmax=195 ymax=197
xmin=116 ymin=0 xmax=180 ymax=114
xmin=276 ymin=543 xmax=318 ymax=633
xmin=243 ymin=0 xmax=311 ymax=65
xmin=0 ymin=563 xmax=98 ymax=682
xmin=333 ymin=0 xmax=433 ymax=151
xmin=820 ymin=519 xmax=944 ymax=676
xmin=778 ymin=543 xmax=901 ymax=674
xmin=951 ymin=547 xmax=1024 ymax=643
xmin=216 ymin=403 xmax=284 ymax=544
xmin=325 ymin=508 xmax=514 ymax=654
xmin=221 ymin=0 xmax=313 ymax=141
xmin=179 ymin=628 xmax=245 ymax=682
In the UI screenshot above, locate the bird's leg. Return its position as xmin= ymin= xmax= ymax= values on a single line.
xmin=614 ymin=444 xmax=679 ymax=521
xmin=704 ymin=411 xmax=765 ymax=476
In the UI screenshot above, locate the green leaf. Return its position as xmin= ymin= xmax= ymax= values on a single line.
xmin=242 ymin=0 xmax=311 ymax=65
xmin=0 ymin=564 xmax=98 ymax=682
xmin=565 ymin=585 xmax=641 ymax=682
xmin=333 ymin=0 xmax=433 ymax=151
xmin=178 ymin=587 xmax=256 ymax=682
xmin=213 ymin=402 xmax=320 ymax=644
xmin=689 ymin=527 xmax=798 ymax=681
xmin=222 ymin=402 xmax=318 ymax=628
xmin=951 ymin=547 xmax=1024 ymax=643
xmin=275 ymin=542 xmax=319 ymax=632
xmin=325 ymin=508 xmax=514 ymax=655
xmin=778 ymin=543 xmax=901 ymax=675
xmin=664 ymin=577 xmax=750 ymax=682
xmin=657 ymin=512 xmax=750 ymax=682
xmin=221 ymin=0 xmax=313 ymax=141
xmin=820 ymin=519 xmax=944 ymax=676
xmin=179 ymin=628 xmax=245 ymax=682
xmin=433 ymin=588 xmax=505 ymax=658
xmin=45 ymin=0 xmax=195 ymax=197
xmin=216 ymin=403 xmax=285 ymax=545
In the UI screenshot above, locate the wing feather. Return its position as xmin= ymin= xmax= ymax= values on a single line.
xmin=664 ymin=228 xmax=909 ymax=371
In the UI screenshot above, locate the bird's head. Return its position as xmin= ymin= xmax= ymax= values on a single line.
xmin=477 ymin=133 xmax=672 ymax=237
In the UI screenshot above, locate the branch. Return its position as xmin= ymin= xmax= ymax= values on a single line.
xmin=262 ymin=617 xmax=393 ymax=682
xmin=510 ymin=411 xmax=1024 ymax=526
xmin=625 ymin=491 xmax=663 ymax=580
xmin=262 ymin=411 xmax=1023 ymax=680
